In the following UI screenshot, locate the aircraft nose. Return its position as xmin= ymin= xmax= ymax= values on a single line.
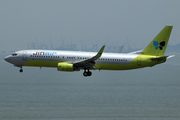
xmin=4 ymin=55 xmax=11 ymax=62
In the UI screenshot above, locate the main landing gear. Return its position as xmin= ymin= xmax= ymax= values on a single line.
xmin=83 ymin=69 xmax=92 ymax=77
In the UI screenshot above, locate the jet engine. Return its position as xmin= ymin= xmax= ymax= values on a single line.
xmin=57 ymin=63 xmax=74 ymax=71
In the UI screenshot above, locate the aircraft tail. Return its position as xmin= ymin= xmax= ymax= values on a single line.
xmin=142 ymin=25 xmax=173 ymax=56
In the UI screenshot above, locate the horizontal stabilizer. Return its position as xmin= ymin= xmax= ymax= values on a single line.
xmin=151 ymin=55 xmax=175 ymax=61
xmin=128 ymin=49 xmax=144 ymax=54
xmin=167 ymin=55 xmax=175 ymax=59
xmin=151 ymin=56 xmax=168 ymax=61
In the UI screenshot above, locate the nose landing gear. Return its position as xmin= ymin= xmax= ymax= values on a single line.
xmin=83 ymin=69 xmax=92 ymax=77
xmin=14 ymin=65 xmax=23 ymax=73
xmin=19 ymin=66 xmax=23 ymax=73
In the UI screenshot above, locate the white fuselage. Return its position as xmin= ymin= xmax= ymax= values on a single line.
xmin=5 ymin=50 xmax=138 ymax=68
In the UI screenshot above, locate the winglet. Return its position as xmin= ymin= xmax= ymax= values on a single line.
xmin=98 ymin=45 xmax=105 ymax=56
xmin=93 ymin=45 xmax=105 ymax=60
xmin=73 ymin=45 xmax=105 ymax=69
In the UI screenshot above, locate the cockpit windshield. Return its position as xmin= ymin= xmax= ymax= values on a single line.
xmin=12 ymin=53 xmax=17 ymax=56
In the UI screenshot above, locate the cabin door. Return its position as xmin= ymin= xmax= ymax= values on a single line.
xmin=22 ymin=51 xmax=27 ymax=60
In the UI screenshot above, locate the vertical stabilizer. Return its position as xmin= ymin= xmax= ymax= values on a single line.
xmin=142 ymin=25 xmax=173 ymax=56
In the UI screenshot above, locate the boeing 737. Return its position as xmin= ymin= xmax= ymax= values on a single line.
xmin=4 ymin=25 xmax=174 ymax=77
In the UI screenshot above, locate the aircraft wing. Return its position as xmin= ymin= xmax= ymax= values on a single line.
xmin=73 ymin=45 xmax=105 ymax=69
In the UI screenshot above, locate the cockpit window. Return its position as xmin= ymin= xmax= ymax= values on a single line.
xmin=12 ymin=53 xmax=17 ymax=56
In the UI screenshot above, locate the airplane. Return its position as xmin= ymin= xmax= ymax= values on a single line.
xmin=4 ymin=25 xmax=174 ymax=77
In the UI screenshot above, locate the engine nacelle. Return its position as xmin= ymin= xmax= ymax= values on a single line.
xmin=57 ymin=63 xmax=74 ymax=72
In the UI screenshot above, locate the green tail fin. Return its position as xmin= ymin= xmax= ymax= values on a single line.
xmin=142 ymin=25 xmax=173 ymax=56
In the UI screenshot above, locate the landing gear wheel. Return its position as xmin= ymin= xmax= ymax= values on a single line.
xmin=19 ymin=69 xmax=23 ymax=73
xmin=83 ymin=69 xmax=92 ymax=77
xmin=87 ymin=71 xmax=92 ymax=76
xmin=83 ymin=72 xmax=88 ymax=77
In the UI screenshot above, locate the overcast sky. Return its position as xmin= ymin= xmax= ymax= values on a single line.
xmin=1 ymin=0 xmax=180 ymax=51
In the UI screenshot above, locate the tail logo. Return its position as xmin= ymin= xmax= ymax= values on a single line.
xmin=153 ymin=41 xmax=165 ymax=50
